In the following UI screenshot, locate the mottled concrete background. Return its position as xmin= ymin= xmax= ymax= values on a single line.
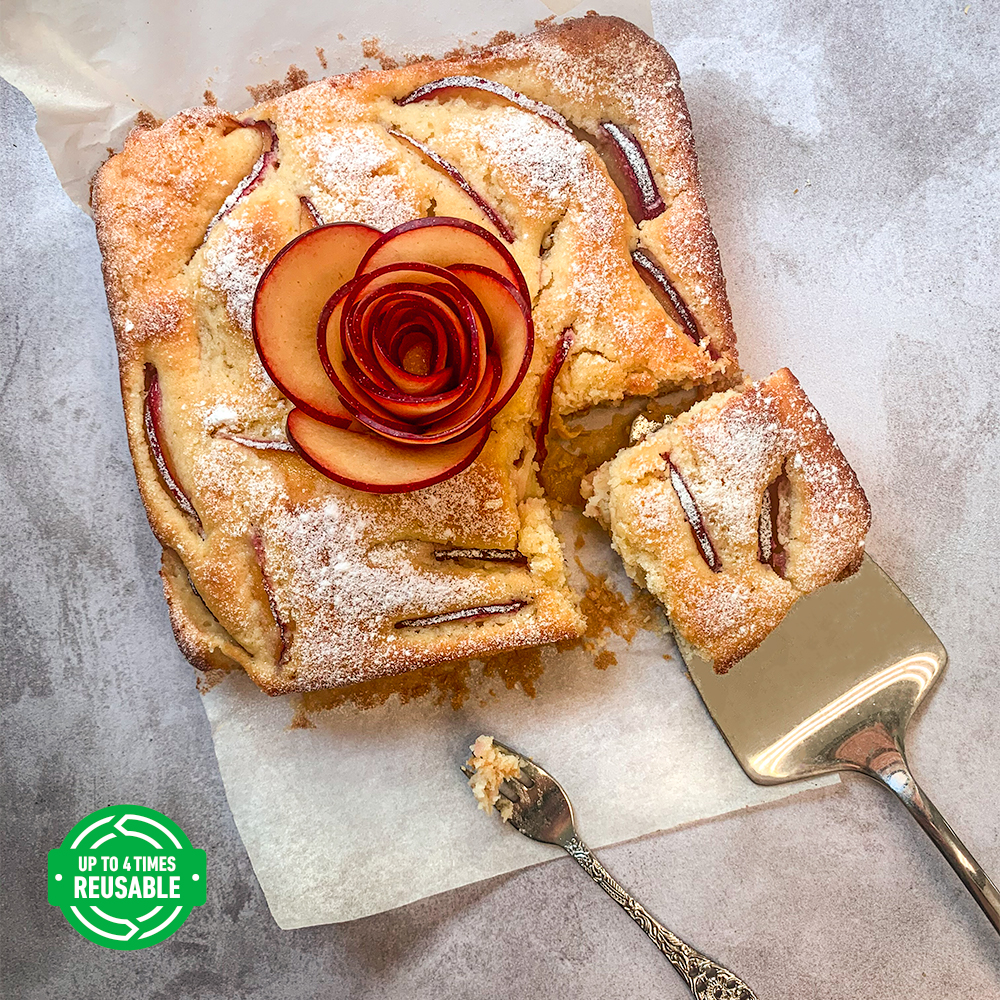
xmin=2 ymin=1 xmax=998 ymax=996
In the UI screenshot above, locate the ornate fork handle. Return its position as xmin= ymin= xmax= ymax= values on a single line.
xmin=563 ymin=836 xmax=758 ymax=1000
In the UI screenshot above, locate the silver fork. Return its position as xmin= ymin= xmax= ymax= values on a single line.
xmin=462 ymin=741 xmax=759 ymax=1000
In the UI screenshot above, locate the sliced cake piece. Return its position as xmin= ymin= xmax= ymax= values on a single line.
xmin=584 ymin=369 xmax=871 ymax=671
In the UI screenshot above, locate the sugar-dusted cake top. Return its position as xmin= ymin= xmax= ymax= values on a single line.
xmin=92 ymin=15 xmax=740 ymax=692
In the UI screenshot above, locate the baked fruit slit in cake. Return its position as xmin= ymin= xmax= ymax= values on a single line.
xmin=92 ymin=15 xmax=766 ymax=694
xmin=583 ymin=369 xmax=871 ymax=672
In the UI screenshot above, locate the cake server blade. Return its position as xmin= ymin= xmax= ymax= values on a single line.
xmin=680 ymin=554 xmax=1000 ymax=933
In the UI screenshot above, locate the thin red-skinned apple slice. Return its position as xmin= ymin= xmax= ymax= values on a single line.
xmin=631 ymin=247 xmax=708 ymax=353
xmin=325 ymin=274 xmax=485 ymax=422
xmin=286 ymin=409 xmax=490 ymax=493
xmin=397 ymin=76 xmax=572 ymax=133
xmin=394 ymin=599 xmax=528 ymax=628
xmin=666 ymin=457 xmax=721 ymax=572
xmin=253 ymin=222 xmax=381 ymax=425
xmin=320 ymin=267 xmax=489 ymax=426
xmin=447 ymin=264 xmax=533 ymax=418
xmin=211 ymin=430 xmax=296 ymax=452
xmin=144 ymin=365 xmax=201 ymax=529
xmin=250 ymin=529 xmax=291 ymax=664
xmin=371 ymin=320 xmax=453 ymax=396
xmin=594 ymin=122 xmax=664 ymax=222
xmin=358 ymin=218 xmax=530 ymax=305
xmin=386 ymin=128 xmax=515 ymax=243
xmin=299 ymin=196 xmax=323 ymax=231
xmin=325 ymin=265 xmax=529 ymax=442
xmin=758 ymin=472 xmax=790 ymax=577
xmin=204 ymin=121 xmax=279 ymax=237
xmin=347 ymin=284 xmax=474 ymax=397
xmin=398 ymin=78 xmax=663 ymax=221
xmin=534 ymin=327 xmax=574 ymax=467
xmin=349 ymin=357 xmax=501 ymax=445
xmin=434 ymin=548 xmax=528 ymax=565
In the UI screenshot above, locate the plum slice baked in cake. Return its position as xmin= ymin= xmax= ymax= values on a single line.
xmin=92 ymin=15 xmax=741 ymax=694
xmin=584 ymin=369 xmax=871 ymax=672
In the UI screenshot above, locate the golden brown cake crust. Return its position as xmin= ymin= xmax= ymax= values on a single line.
xmin=585 ymin=369 xmax=871 ymax=671
xmin=92 ymin=15 xmax=740 ymax=693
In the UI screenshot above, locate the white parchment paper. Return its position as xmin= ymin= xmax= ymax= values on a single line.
xmin=203 ymin=512 xmax=834 ymax=928
xmin=1 ymin=0 xmax=836 ymax=928
xmin=0 ymin=0 xmax=651 ymax=209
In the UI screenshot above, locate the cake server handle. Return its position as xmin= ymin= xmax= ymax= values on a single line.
xmin=837 ymin=721 xmax=1000 ymax=934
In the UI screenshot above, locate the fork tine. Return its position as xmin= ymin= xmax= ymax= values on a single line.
xmin=491 ymin=741 xmax=546 ymax=785
xmin=500 ymin=778 xmax=528 ymax=804
xmin=503 ymin=769 xmax=535 ymax=790
xmin=496 ymin=783 xmax=517 ymax=804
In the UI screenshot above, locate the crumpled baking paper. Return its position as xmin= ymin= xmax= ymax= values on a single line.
xmin=202 ymin=512 xmax=833 ymax=928
xmin=0 ymin=0 xmax=835 ymax=927
xmin=0 ymin=0 xmax=652 ymax=210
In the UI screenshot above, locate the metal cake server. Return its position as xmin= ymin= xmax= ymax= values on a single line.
xmin=682 ymin=554 xmax=1000 ymax=933
xmin=463 ymin=743 xmax=759 ymax=1000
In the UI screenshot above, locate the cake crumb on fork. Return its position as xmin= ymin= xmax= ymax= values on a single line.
xmin=467 ymin=735 xmax=520 ymax=820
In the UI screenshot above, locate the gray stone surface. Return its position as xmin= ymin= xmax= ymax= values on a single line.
xmin=2 ymin=2 xmax=999 ymax=996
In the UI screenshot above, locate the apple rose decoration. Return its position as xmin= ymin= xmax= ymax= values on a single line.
xmin=253 ymin=218 xmax=533 ymax=492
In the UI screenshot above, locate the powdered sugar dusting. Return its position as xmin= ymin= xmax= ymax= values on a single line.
xmin=429 ymin=105 xmax=653 ymax=362
xmin=100 ymin=17 xmax=747 ymax=693
xmin=270 ymin=497 xmax=514 ymax=682
xmin=465 ymin=107 xmax=589 ymax=209
xmin=200 ymin=215 xmax=267 ymax=336
xmin=302 ymin=126 xmax=423 ymax=231
xmin=203 ymin=404 xmax=239 ymax=431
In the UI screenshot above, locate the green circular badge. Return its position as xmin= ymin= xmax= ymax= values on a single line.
xmin=47 ymin=805 xmax=206 ymax=950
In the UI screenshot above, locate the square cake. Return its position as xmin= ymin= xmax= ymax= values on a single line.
xmin=92 ymin=15 xmax=741 ymax=693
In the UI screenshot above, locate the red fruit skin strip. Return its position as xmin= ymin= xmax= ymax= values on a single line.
xmin=758 ymin=474 xmax=789 ymax=577
xmin=386 ymin=128 xmax=515 ymax=243
xmin=299 ymin=196 xmax=323 ymax=227
xmin=143 ymin=367 xmax=201 ymax=529
xmin=665 ymin=457 xmax=721 ymax=573
xmin=394 ymin=599 xmax=528 ymax=629
xmin=534 ymin=327 xmax=574 ymax=468
xmin=630 ymin=247 xmax=706 ymax=352
xmin=433 ymin=548 xmax=528 ymax=565
xmin=597 ymin=122 xmax=665 ymax=222
xmin=396 ymin=76 xmax=572 ymax=134
xmin=203 ymin=120 xmax=279 ymax=239
xmin=250 ymin=529 xmax=291 ymax=665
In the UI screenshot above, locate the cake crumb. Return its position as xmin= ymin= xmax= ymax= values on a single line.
xmin=488 ymin=30 xmax=516 ymax=47
xmin=467 ymin=735 xmax=520 ymax=818
xmin=247 ymin=65 xmax=310 ymax=103
xmin=594 ymin=649 xmax=618 ymax=670
xmin=195 ymin=667 xmax=235 ymax=695
xmin=134 ymin=110 xmax=161 ymax=130
xmin=203 ymin=89 xmax=217 ymax=107
xmin=316 ymin=46 xmax=328 ymax=70
xmin=481 ymin=647 xmax=544 ymax=697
